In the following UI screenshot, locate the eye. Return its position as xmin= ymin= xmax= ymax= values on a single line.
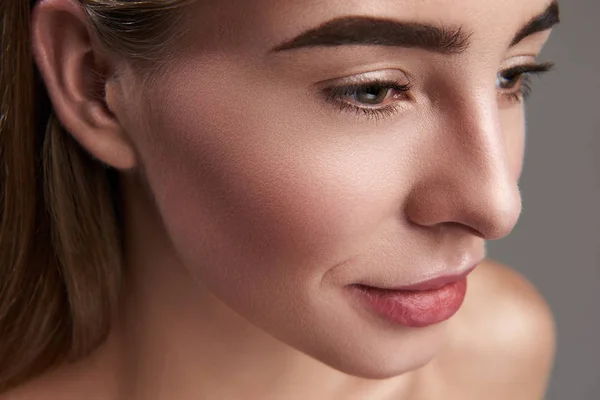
xmin=496 ymin=62 xmax=554 ymax=103
xmin=497 ymin=72 xmax=522 ymax=90
xmin=323 ymin=79 xmax=412 ymax=121
xmin=350 ymin=85 xmax=403 ymax=105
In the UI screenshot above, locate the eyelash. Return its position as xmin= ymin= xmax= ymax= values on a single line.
xmin=498 ymin=62 xmax=554 ymax=103
xmin=323 ymin=80 xmax=412 ymax=122
xmin=322 ymin=62 xmax=554 ymax=121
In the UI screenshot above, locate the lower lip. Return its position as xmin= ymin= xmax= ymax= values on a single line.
xmin=351 ymin=278 xmax=468 ymax=328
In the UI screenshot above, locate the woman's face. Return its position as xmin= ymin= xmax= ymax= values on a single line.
xmin=116 ymin=0 xmax=556 ymax=378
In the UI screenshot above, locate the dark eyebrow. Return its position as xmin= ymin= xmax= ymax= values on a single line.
xmin=270 ymin=17 xmax=472 ymax=55
xmin=271 ymin=1 xmax=560 ymax=55
xmin=511 ymin=1 xmax=560 ymax=46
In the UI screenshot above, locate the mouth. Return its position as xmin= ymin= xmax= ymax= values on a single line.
xmin=348 ymin=264 xmax=479 ymax=328
xmin=359 ymin=264 xmax=478 ymax=292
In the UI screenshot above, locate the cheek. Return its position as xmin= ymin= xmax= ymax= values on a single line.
xmin=129 ymin=68 xmax=404 ymax=291
xmin=501 ymin=108 xmax=526 ymax=179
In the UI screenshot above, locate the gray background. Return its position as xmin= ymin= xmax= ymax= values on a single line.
xmin=487 ymin=0 xmax=600 ymax=399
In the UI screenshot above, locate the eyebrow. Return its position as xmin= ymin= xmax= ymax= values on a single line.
xmin=271 ymin=1 xmax=560 ymax=54
xmin=271 ymin=17 xmax=471 ymax=55
xmin=511 ymin=1 xmax=560 ymax=46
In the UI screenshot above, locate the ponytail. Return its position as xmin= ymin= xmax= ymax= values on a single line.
xmin=0 ymin=0 xmax=122 ymax=392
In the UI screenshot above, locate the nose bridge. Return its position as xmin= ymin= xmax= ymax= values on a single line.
xmin=407 ymin=92 xmax=522 ymax=240
xmin=451 ymin=95 xmax=507 ymax=183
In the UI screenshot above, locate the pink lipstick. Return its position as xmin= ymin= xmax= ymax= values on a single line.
xmin=350 ymin=268 xmax=474 ymax=328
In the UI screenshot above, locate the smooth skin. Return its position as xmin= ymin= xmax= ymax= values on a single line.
xmin=8 ymin=0 xmax=556 ymax=398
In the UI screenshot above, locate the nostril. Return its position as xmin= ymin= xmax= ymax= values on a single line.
xmin=403 ymin=175 xmax=522 ymax=240
xmin=480 ymin=190 xmax=522 ymax=240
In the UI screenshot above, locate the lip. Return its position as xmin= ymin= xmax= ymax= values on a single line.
xmin=348 ymin=263 xmax=479 ymax=328
xmin=379 ymin=264 xmax=478 ymax=291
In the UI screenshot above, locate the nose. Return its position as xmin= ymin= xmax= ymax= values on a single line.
xmin=404 ymin=95 xmax=522 ymax=240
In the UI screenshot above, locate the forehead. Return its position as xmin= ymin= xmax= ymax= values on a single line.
xmin=191 ymin=0 xmax=553 ymax=51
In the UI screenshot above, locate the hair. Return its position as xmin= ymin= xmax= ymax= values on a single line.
xmin=0 ymin=0 xmax=192 ymax=392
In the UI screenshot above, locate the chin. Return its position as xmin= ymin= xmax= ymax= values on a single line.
xmin=327 ymin=353 xmax=436 ymax=380
xmin=285 ymin=315 xmax=449 ymax=380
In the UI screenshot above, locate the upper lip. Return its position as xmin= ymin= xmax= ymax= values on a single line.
xmin=356 ymin=262 xmax=480 ymax=292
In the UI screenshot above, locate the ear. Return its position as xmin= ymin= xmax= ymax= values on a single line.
xmin=31 ymin=0 xmax=137 ymax=170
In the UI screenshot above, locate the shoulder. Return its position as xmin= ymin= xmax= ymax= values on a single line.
xmin=436 ymin=259 xmax=556 ymax=399
xmin=463 ymin=259 xmax=556 ymax=343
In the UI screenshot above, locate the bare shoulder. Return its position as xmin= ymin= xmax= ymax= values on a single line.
xmin=463 ymin=259 xmax=557 ymax=341
xmin=435 ymin=259 xmax=556 ymax=400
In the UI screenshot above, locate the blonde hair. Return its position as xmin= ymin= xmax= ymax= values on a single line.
xmin=0 ymin=0 xmax=190 ymax=392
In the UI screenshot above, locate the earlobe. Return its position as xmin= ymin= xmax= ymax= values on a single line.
xmin=31 ymin=0 xmax=137 ymax=170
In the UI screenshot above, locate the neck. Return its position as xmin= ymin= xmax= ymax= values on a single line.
xmin=101 ymin=174 xmax=414 ymax=400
